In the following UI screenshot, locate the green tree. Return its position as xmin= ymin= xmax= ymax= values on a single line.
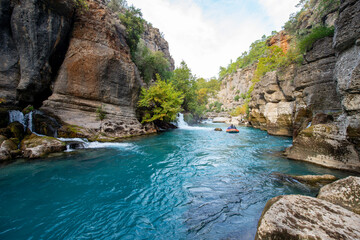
xmin=138 ymin=75 xmax=184 ymax=123
xmin=169 ymin=61 xmax=197 ymax=113
xmin=119 ymin=6 xmax=144 ymax=58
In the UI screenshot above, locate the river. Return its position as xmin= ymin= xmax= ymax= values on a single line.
xmin=0 ymin=120 xmax=350 ymax=240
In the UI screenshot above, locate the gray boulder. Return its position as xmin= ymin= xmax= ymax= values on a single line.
xmin=318 ymin=176 xmax=360 ymax=214
xmin=256 ymin=195 xmax=360 ymax=240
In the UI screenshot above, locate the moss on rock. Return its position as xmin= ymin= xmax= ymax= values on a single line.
xmin=21 ymin=134 xmax=66 ymax=159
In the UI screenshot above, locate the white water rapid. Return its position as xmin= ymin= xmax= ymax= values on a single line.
xmin=57 ymin=137 xmax=134 ymax=150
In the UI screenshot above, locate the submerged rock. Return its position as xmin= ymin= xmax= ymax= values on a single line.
xmin=21 ymin=134 xmax=66 ymax=159
xmin=271 ymin=172 xmax=338 ymax=186
xmin=255 ymin=195 xmax=360 ymax=240
xmin=318 ymin=176 xmax=360 ymax=214
xmin=214 ymin=128 xmax=222 ymax=131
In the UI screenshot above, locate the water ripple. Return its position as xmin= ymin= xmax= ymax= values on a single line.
xmin=0 ymin=125 xmax=352 ymax=240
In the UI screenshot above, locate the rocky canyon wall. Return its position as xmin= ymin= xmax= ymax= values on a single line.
xmin=215 ymin=0 xmax=360 ymax=172
xmin=0 ymin=0 xmax=174 ymax=140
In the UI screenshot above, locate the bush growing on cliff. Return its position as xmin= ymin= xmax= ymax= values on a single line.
xmin=74 ymin=0 xmax=88 ymax=10
xmin=134 ymin=40 xmax=171 ymax=84
xmin=218 ymin=35 xmax=269 ymax=79
xmin=297 ymin=26 xmax=335 ymax=53
xmin=119 ymin=6 xmax=144 ymax=58
xmin=138 ymin=75 xmax=183 ymax=123
xmin=230 ymin=103 xmax=249 ymax=117
xmin=234 ymin=95 xmax=240 ymax=102
xmin=252 ymin=45 xmax=285 ymax=83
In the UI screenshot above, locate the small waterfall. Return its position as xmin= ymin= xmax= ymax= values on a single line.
xmin=26 ymin=111 xmax=34 ymax=132
xmin=9 ymin=110 xmax=26 ymax=128
xmin=177 ymin=113 xmax=189 ymax=128
xmin=176 ymin=113 xmax=210 ymax=131
xmin=8 ymin=110 xmax=34 ymax=132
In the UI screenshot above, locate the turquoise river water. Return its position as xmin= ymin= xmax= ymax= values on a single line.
xmin=0 ymin=123 xmax=351 ymax=240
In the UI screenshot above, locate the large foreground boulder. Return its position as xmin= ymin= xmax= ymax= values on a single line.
xmin=255 ymin=195 xmax=360 ymax=240
xmin=318 ymin=176 xmax=360 ymax=214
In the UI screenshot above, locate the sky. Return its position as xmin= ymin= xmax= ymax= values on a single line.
xmin=127 ymin=0 xmax=300 ymax=79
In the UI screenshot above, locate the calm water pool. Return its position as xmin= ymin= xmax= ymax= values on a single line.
xmin=0 ymin=124 xmax=351 ymax=239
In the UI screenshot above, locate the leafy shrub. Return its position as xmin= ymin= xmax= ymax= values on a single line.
xmin=230 ymin=103 xmax=249 ymax=117
xmin=240 ymin=93 xmax=246 ymax=99
xmin=234 ymin=95 xmax=240 ymax=102
xmin=214 ymin=101 xmax=223 ymax=112
xmin=96 ymin=105 xmax=106 ymax=121
xmin=74 ymin=0 xmax=88 ymax=10
xmin=138 ymin=75 xmax=183 ymax=123
xmin=119 ymin=6 xmax=144 ymax=58
xmin=252 ymin=46 xmax=285 ymax=83
xmin=298 ymin=26 xmax=334 ymax=53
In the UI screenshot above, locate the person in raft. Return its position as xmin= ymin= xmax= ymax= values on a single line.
xmin=228 ymin=124 xmax=237 ymax=129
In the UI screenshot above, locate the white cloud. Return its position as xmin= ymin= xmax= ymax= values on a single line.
xmin=257 ymin=0 xmax=299 ymax=28
xmin=127 ymin=0 xmax=300 ymax=79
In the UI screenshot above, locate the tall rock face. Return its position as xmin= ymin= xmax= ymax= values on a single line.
xmin=42 ymin=0 xmax=150 ymax=139
xmin=142 ymin=23 xmax=175 ymax=71
xmin=285 ymin=0 xmax=360 ymax=172
xmin=217 ymin=64 xmax=255 ymax=111
xmin=215 ymin=0 xmax=360 ymax=172
xmin=249 ymin=68 xmax=296 ymax=137
xmin=0 ymin=0 xmax=74 ymax=106
xmin=0 ymin=0 xmax=174 ymax=140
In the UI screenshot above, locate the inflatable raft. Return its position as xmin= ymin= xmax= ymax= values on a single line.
xmin=226 ymin=129 xmax=239 ymax=133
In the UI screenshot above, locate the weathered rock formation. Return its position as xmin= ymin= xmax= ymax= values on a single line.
xmin=0 ymin=0 xmax=74 ymax=106
xmin=267 ymin=31 xmax=291 ymax=53
xmin=41 ymin=0 xmax=149 ymax=139
xmin=255 ymin=194 xmax=360 ymax=240
xmin=216 ymin=64 xmax=255 ymax=111
xmin=318 ymin=176 xmax=360 ymax=214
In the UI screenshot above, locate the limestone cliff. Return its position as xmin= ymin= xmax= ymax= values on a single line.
xmin=142 ymin=23 xmax=175 ymax=71
xmin=214 ymin=0 xmax=360 ymax=172
xmin=0 ymin=0 xmax=174 ymax=141
xmin=217 ymin=64 xmax=255 ymax=111
xmin=0 ymin=0 xmax=75 ymax=106
xmin=41 ymin=0 xmax=149 ymax=139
